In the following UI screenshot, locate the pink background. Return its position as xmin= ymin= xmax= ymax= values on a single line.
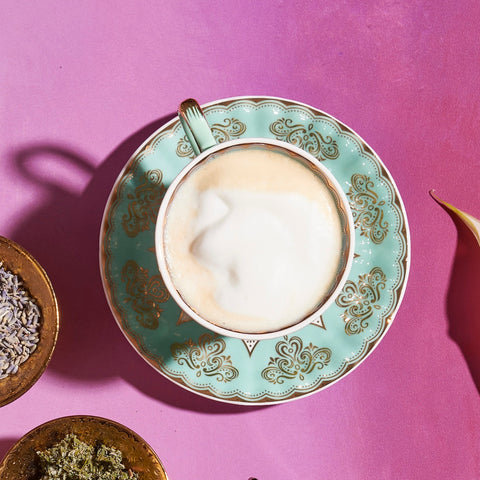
xmin=1 ymin=1 xmax=480 ymax=478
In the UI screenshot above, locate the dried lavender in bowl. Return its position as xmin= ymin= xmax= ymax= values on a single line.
xmin=0 ymin=262 xmax=41 ymax=379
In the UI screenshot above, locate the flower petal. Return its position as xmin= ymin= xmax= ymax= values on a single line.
xmin=430 ymin=190 xmax=480 ymax=246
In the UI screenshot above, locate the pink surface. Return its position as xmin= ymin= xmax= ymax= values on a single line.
xmin=1 ymin=1 xmax=480 ymax=478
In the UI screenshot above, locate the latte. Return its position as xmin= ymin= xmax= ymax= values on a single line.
xmin=161 ymin=143 xmax=347 ymax=334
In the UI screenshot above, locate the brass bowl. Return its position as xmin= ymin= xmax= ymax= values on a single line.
xmin=0 ymin=235 xmax=59 ymax=407
xmin=0 ymin=415 xmax=169 ymax=479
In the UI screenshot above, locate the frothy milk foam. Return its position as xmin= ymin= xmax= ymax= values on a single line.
xmin=162 ymin=144 xmax=344 ymax=334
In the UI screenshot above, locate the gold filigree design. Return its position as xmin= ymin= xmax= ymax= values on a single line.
xmin=175 ymin=136 xmax=194 ymax=158
xmin=171 ymin=333 xmax=239 ymax=382
xmin=176 ymin=118 xmax=247 ymax=158
xmin=176 ymin=311 xmax=192 ymax=325
xmin=261 ymin=336 xmax=331 ymax=384
xmin=211 ymin=118 xmax=247 ymax=142
xmin=310 ymin=316 xmax=326 ymax=330
xmin=121 ymin=260 xmax=169 ymax=329
xmin=122 ymin=170 xmax=166 ymax=237
xmin=347 ymin=174 xmax=389 ymax=244
xmin=335 ymin=267 xmax=387 ymax=335
xmin=243 ymin=339 xmax=259 ymax=357
xmin=269 ymin=118 xmax=339 ymax=161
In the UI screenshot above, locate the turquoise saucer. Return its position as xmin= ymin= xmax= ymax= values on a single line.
xmin=100 ymin=97 xmax=410 ymax=404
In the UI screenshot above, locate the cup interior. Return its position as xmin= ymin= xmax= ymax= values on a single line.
xmin=155 ymin=139 xmax=355 ymax=340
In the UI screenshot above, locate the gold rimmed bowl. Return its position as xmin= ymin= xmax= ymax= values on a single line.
xmin=0 ymin=415 xmax=169 ymax=479
xmin=0 ymin=235 xmax=59 ymax=407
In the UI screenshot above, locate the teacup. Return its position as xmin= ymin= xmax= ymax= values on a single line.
xmin=155 ymin=99 xmax=355 ymax=340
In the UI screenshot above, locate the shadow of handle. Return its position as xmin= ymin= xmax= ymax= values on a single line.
xmin=15 ymin=144 xmax=96 ymax=192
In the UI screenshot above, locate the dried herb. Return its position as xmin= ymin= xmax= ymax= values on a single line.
xmin=0 ymin=262 xmax=41 ymax=379
xmin=36 ymin=433 xmax=139 ymax=480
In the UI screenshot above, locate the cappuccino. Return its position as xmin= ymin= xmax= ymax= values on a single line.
xmin=161 ymin=144 xmax=346 ymax=334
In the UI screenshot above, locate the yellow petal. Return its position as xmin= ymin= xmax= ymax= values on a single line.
xmin=430 ymin=190 xmax=480 ymax=246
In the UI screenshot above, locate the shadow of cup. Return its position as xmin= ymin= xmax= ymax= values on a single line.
xmin=10 ymin=118 xmax=174 ymax=383
xmin=8 ymin=114 xmax=261 ymax=413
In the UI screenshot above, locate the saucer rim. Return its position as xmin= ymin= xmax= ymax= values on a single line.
xmin=99 ymin=96 xmax=411 ymax=405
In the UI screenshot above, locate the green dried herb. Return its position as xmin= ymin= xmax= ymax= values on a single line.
xmin=36 ymin=433 xmax=139 ymax=480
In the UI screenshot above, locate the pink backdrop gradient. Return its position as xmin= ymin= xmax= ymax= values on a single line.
xmin=1 ymin=1 xmax=480 ymax=479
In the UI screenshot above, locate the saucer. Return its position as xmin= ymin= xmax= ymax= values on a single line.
xmin=100 ymin=96 xmax=410 ymax=405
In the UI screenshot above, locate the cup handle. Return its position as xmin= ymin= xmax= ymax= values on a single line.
xmin=178 ymin=99 xmax=217 ymax=156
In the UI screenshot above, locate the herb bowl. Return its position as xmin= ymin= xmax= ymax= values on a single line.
xmin=0 ymin=415 xmax=169 ymax=479
xmin=0 ymin=235 xmax=59 ymax=407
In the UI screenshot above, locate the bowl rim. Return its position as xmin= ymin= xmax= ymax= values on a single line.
xmin=0 ymin=235 xmax=59 ymax=407
xmin=0 ymin=414 xmax=169 ymax=480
